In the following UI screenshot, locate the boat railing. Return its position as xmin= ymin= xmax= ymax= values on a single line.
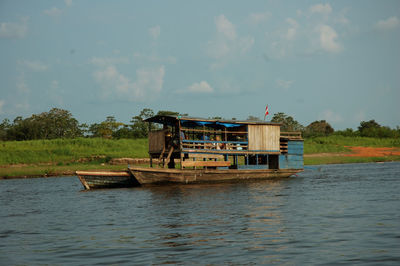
xmin=280 ymin=131 xmax=303 ymax=140
xmin=181 ymin=139 xmax=248 ymax=151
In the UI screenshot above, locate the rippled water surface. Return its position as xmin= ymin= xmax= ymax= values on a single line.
xmin=1 ymin=162 xmax=400 ymax=265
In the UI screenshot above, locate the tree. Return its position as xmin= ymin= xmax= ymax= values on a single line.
xmin=89 ymin=116 xmax=124 ymax=138
xmin=157 ymin=110 xmax=180 ymax=116
xmin=113 ymin=125 xmax=135 ymax=139
xmin=271 ymin=112 xmax=304 ymax=132
xmin=131 ymin=108 xmax=155 ymax=138
xmin=246 ymin=115 xmax=261 ymax=121
xmin=41 ymin=108 xmax=82 ymax=139
xmin=4 ymin=108 xmax=82 ymax=140
xmin=304 ymin=120 xmax=334 ymax=137
xmin=358 ymin=120 xmax=380 ymax=137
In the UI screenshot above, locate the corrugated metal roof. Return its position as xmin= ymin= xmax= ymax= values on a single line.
xmin=145 ymin=115 xmax=281 ymax=126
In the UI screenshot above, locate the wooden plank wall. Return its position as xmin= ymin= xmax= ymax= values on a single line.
xmin=279 ymin=140 xmax=303 ymax=169
xmin=248 ymin=125 xmax=280 ymax=151
xmin=149 ymin=130 xmax=165 ymax=153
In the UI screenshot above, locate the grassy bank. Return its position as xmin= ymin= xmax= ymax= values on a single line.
xmin=0 ymin=138 xmax=148 ymax=178
xmin=304 ymin=135 xmax=400 ymax=165
xmin=1 ymin=136 xmax=400 ymax=178
xmin=304 ymin=135 xmax=400 ymax=154
xmin=0 ymin=138 xmax=148 ymax=165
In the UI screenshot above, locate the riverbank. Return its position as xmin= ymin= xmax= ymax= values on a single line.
xmin=305 ymin=146 xmax=400 ymax=165
xmin=1 ymin=136 xmax=400 ymax=179
xmin=2 ymin=147 xmax=400 ymax=179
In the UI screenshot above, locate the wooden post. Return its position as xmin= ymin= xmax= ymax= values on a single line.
xmin=178 ymin=120 xmax=183 ymax=169
xmin=165 ymin=146 xmax=174 ymax=169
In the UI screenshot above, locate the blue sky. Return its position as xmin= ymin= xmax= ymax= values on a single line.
xmin=1 ymin=0 xmax=399 ymax=130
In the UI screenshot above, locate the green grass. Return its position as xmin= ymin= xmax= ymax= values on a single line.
xmin=304 ymin=155 xmax=400 ymax=165
xmin=0 ymin=163 xmax=131 ymax=178
xmin=304 ymin=135 xmax=400 ymax=154
xmin=0 ymin=138 xmax=148 ymax=165
xmin=1 ymin=136 xmax=400 ymax=178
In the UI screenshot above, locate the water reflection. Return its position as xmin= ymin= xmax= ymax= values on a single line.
xmin=143 ymin=180 xmax=292 ymax=261
xmin=1 ymin=163 xmax=400 ymax=265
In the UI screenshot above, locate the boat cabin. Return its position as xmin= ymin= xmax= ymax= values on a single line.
xmin=145 ymin=115 xmax=303 ymax=170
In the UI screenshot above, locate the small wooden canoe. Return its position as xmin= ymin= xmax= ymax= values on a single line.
xmin=76 ymin=171 xmax=139 ymax=190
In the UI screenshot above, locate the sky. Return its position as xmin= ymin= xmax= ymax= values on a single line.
xmin=0 ymin=0 xmax=399 ymax=130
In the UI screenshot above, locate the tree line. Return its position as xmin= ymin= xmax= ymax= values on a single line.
xmin=270 ymin=112 xmax=400 ymax=138
xmin=0 ymin=108 xmax=399 ymax=141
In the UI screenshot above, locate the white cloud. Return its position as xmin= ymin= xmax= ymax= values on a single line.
xmin=316 ymin=24 xmax=342 ymax=53
xmin=286 ymin=18 xmax=299 ymax=41
xmin=0 ymin=100 xmax=4 ymax=114
xmin=0 ymin=18 xmax=28 ymax=39
xmin=207 ymin=14 xmax=254 ymax=67
xmin=93 ymin=65 xmax=165 ymax=101
xmin=149 ymin=25 xmax=161 ymax=39
xmin=50 ymin=80 xmax=59 ymax=90
xmin=187 ymin=81 xmax=214 ymax=93
xmin=319 ymin=110 xmax=343 ymax=123
xmin=65 ymin=0 xmax=73 ymax=7
xmin=375 ymin=16 xmax=400 ymax=31
xmin=43 ymin=7 xmax=62 ymax=17
xmin=238 ymin=36 xmax=255 ymax=53
xmin=249 ymin=12 xmax=270 ymax=25
xmin=310 ymin=3 xmax=332 ymax=15
xmin=216 ymin=14 xmax=236 ymax=40
xmin=18 ymin=60 xmax=48 ymax=72
xmin=133 ymin=53 xmax=177 ymax=64
xmin=90 ymin=56 xmax=129 ymax=67
xmin=335 ymin=8 xmax=350 ymax=25
xmin=16 ymin=73 xmax=29 ymax=93
xmin=135 ymin=66 xmax=165 ymax=98
xmin=276 ymin=79 xmax=294 ymax=90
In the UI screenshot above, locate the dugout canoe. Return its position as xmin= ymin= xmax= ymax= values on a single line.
xmin=76 ymin=170 xmax=139 ymax=190
xmin=129 ymin=167 xmax=303 ymax=185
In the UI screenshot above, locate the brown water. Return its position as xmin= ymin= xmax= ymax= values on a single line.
xmin=1 ymin=162 xmax=399 ymax=265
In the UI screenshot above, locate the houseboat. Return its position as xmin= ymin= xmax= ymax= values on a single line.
xmin=128 ymin=115 xmax=303 ymax=184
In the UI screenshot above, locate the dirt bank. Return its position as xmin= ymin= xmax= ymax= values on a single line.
xmin=305 ymin=146 xmax=400 ymax=158
xmin=344 ymin=146 xmax=400 ymax=157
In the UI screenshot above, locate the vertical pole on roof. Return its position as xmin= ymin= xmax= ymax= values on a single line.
xmin=224 ymin=128 xmax=227 ymax=142
xmin=203 ymin=125 xmax=206 ymax=150
xmin=178 ymin=119 xmax=183 ymax=169
xmin=149 ymin=122 xmax=153 ymax=168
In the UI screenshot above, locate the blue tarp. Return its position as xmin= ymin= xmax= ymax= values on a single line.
xmin=180 ymin=120 xmax=242 ymax=128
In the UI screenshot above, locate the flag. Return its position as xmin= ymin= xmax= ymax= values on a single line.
xmin=264 ymin=105 xmax=269 ymax=120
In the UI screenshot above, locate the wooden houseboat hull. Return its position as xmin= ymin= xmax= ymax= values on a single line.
xmin=76 ymin=171 xmax=139 ymax=190
xmin=129 ymin=167 xmax=303 ymax=185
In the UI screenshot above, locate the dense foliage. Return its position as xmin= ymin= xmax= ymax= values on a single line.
xmin=1 ymin=108 xmax=399 ymax=141
xmin=271 ymin=112 xmax=304 ymax=132
xmin=0 ymin=108 xmax=187 ymax=141
xmin=0 ymin=108 xmax=81 ymax=141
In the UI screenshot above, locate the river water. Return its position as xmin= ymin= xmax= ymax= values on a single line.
xmin=1 ymin=162 xmax=399 ymax=265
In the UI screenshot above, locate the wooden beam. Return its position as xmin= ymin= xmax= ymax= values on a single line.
xmin=164 ymin=146 xmax=174 ymax=168
xmin=182 ymin=160 xmax=231 ymax=167
xmin=188 ymin=153 xmax=224 ymax=160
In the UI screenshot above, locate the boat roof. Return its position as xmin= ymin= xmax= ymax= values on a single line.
xmin=145 ymin=115 xmax=281 ymax=128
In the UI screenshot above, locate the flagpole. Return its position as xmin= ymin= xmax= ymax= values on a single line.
xmin=264 ymin=105 xmax=269 ymax=121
